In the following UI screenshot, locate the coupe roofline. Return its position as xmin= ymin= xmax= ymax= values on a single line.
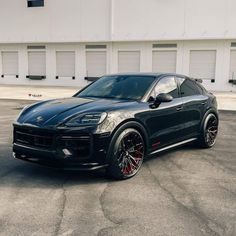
xmin=100 ymin=72 xmax=188 ymax=79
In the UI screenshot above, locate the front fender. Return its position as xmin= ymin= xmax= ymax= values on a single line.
xmin=105 ymin=120 xmax=149 ymax=163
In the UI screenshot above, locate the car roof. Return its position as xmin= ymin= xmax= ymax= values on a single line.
xmin=103 ymin=72 xmax=188 ymax=79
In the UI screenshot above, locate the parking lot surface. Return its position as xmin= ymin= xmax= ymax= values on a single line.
xmin=0 ymin=99 xmax=235 ymax=236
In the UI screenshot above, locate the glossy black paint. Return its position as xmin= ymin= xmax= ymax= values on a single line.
xmin=13 ymin=73 xmax=218 ymax=170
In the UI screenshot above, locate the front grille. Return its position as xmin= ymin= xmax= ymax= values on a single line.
xmin=14 ymin=128 xmax=54 ymax=148
xmin=14 ymin=127 xmax=92 ymax=160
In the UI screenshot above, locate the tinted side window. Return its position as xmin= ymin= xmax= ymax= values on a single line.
xmin=196 ymin=82 xmax=206 ymax=94
xmin=154 ymin=76 xmax=179 ymax=98
xmin=178 ymin=78 xmax=201 ymax=97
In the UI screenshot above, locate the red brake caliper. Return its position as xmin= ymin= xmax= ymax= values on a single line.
xmin=135 ymin=146 xmax=141 ymax=166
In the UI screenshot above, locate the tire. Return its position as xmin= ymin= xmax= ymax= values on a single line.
xmin=198 ymin=113 xmax=219 ymax=148
xmin=107 ymin=128 xmax=145 ymax=180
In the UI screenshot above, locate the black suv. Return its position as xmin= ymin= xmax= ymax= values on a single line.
xmin=13 ymin=73 xmax=218 ymax=179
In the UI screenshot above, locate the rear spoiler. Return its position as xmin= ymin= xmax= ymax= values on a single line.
xmin=190 ymin=78 xmax=203 ymax=83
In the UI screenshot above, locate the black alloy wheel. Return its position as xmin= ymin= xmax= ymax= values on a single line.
xmin=204 ymin=114 xmax=218 ymax=147
xmin=199 ymin=113 xmax=219 ymax=148
xmin=108 ymin=128 xmax=145 ymax=179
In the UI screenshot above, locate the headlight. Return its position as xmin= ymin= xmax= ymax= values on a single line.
xmin=65 ymin=112 xmax=107 ymax=127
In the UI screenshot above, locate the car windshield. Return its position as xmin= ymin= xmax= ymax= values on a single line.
xmin=77 ymin=75 xmax=156 ymax=100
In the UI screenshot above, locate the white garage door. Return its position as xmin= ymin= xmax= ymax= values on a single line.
xmin=229 ymin=50 xmax=236 ymax=80
xmin=56 ymin=51 xmax=75 ymax=77
xmin=28 ymin=51 xmax=46 ymax=75
xmin=152 ymin=50 xmax=177 ymax=73
xmin=2 ymin=52 xmax=18 ymax=75
xmin=86 ymin=51 xmax=106 ymax=77
xmin=118 ymin=51 xmax=140 ymax=73
xmin=189 ymin=50 xmax=216 ymax=79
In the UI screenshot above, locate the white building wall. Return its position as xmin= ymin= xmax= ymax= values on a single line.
xmin=1 ymin=0 xmax=236 ymax=43
xmin=112 ymin=0 xmax=236 ymax=41
xmin=0 ymin=0 xmax=111 ymax=43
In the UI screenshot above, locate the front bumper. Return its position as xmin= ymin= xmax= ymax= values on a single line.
xmin=13 ymin=124 xmax=111 ymax=170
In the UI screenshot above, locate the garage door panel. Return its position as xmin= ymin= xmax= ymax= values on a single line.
xmin=152 ymin=50 xmax=177 ymax=73
xmin=28 ymin=51 xmax=46 ymax=76
xmin=56 ymin=51 xmax=75 ymax=77
xmin=118 ymin=51 xmax=140 ymax=73
xmin=86 ymin=51 xmax=106 ymax=77
xmin=189 ymin=50 xmax=216 ymax=79
xmin=2 ymin=52 xmax=18 ymax=75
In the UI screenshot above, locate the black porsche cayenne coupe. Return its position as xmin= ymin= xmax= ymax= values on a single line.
xmin=13 ymin=73 xmax=219 ymax=179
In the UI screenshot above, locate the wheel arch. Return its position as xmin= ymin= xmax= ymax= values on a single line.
xmin=106 ymin=119 xmax=149 ymax=162
xmin=200 ymin=108 xmax=219 ymax=132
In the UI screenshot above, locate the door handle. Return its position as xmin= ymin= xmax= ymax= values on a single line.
xmin=201 ymin=102 xmax=207 ymax=105
xmin=176 ymin=106 xmax=183 ymax=111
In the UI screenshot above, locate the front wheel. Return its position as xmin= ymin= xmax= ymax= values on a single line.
xmin=107 ymin=128 xmax=145 ymax=180
xmin=198 ymin=113 xmax=219 ymax=148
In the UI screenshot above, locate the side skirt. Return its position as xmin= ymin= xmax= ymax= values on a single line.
xmin=148 ymin=138 xmax=197 ymax=156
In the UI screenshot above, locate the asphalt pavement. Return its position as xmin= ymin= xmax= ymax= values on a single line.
xmin=0 ymin=99 xmax=235 ymax=236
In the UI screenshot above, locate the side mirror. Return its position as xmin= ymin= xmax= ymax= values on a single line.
xmin=150 ymin=93 xmax=173 ymax=108
xmin=155 ymin=93 xmax=173 ymax=103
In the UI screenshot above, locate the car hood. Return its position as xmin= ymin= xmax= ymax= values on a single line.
xmin=17 ymin=97 xmax=137 ymax=127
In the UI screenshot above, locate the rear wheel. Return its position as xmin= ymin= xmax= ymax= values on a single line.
xmin=107 ymin=128 xmax=145 ymax=180
xmin=198 ymin=113 xmax=218 ymax=148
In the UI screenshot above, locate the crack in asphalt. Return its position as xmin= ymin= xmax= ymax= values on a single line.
xmin=162 ymin=158 xmax=228 ymax=235
xmin=202 ymin=150 xmax=236 ymax=172
xmin=219 ymin=185 xmax=236 ymax=197
xmin=201 ymin=154 xmax=235 ymax=174
xmin=53 ymin=177 xmax=68 ymax=236
xmin=167 ymin=157 xmax=193 ymax=174
xmin=97 ymin=182 xmax=123 ymax=236
xmin=145 ymin=162 xmax=223 ymax=236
